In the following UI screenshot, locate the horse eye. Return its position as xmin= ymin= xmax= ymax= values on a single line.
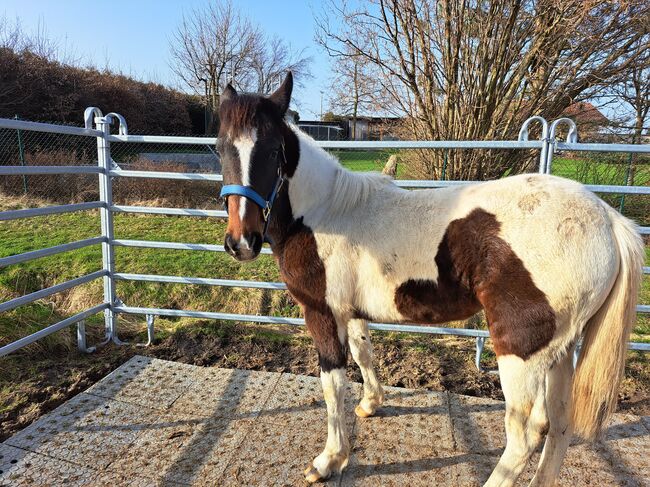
xmin=270 ymin=150 xmax=279 ymax=160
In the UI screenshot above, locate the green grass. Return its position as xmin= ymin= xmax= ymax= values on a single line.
xmin=333 ymin=150 xmax=393 ymax=172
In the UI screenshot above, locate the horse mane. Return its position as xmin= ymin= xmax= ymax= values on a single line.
xmin=292 ymin=127 xmax=393 ymax=216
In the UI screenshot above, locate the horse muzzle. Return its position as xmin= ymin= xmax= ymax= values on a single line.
xmin=224 ymin=232 xmax=263 ymax=262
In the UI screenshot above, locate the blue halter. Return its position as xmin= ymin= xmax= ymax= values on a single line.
xmin=219 ymin=144 xmax=286 ymax=242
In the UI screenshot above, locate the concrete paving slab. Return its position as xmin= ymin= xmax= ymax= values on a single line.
xmin=0 ymin=453 xmax=156 ymax=487
xmin=258 ymin=373 xmax=362 ymax=436
xmin=4 ymin=392 xmax=157 ymax=470
xmin=218 ymin=420 xmax=339 ymax=487
xmin=170 ymin=367 xmax=282 ymax=420
xmin=2 ymin=356 xmax=648 ymax=487
xmin=353 ymin=387 xmax=453 ymax=456
xmin=108 ymin=410 xmax=253 ymax=485
xmin=449 ymin=393 xmax=506 ymax=456
xmin=341 ymin=441 xmax=458 ymax=486
xmin=0 ymin=443 xmax=97 ymax=486
xmin=86 ymin=356 xmax=196 ymax=410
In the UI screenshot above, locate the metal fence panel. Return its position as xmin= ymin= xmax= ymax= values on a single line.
xmin=0 ymin=113 xmax=648 ymax=360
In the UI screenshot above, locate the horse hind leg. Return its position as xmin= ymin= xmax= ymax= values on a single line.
xmin=528 ymin=344 xmax=576 ymax=486
xmin=484 ymin=356 xmax=548 ymax=487
xmin=348 ymin=318 xmax=384 ymax=417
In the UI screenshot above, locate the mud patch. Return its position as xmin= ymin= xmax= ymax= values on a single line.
xmin=518 ymin=191 xmax=549 ymax=213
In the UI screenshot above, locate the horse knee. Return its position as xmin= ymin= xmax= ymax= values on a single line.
xmin=305 ymin=307 xmax=347 ymax=372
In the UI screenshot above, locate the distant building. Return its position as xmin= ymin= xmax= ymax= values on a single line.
xmin=561 ymin=102 xmax=610 ymax=138
xmin=297 ymin=120 xmax=346 ymax=140
xmin=344 ymin=116 xmax=401 ymax=141
xmin=298 ymin=116 xmax=402 ymax=141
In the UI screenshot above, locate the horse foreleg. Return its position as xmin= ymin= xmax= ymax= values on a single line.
xmin=484 ymin=356 xmax=547 ymax=487
xmin=303 ymin=306 xmax=350 ymax=483
xmin=529 ymin=345 xmax=575 ymax=486
xmin=348 ymin=318 xmax=384 ymax=417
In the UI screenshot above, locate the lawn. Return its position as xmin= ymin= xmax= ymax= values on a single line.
xmin=333 ymin=149 xmax=394 ymax=172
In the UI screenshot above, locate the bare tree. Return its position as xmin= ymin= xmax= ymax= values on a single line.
xmin=325 ymin=47 xmax=382 ymax=139
xmin=170 ymin=1 xmax=260 ymax=132
xmin=249 ymin=36 xmax=312 ymax=94
xmin=613 ymin=40 xmax=650 ymax=185
xmin=316 ymin=0 xmax=650 ymax=180
xmin=170 ymin=1 xmax=311 ymax=132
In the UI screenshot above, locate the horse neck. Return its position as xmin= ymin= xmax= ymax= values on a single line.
xmin=286 ymin=130 xmax=341 ymax=223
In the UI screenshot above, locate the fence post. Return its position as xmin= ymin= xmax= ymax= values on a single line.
xmin=517 ymin=116 xmax=549 ymax=173
xmin=15 ymin=115 xmax=28 ymax=195
xmin=95 ymin=115 xmax=122 ymax=344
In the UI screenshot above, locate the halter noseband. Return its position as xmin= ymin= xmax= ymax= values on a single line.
xmin=219 ymin=142 xmax=287 ymax=243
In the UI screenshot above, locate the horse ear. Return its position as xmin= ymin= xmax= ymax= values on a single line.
xmin=269 ymin=72 xmax=293 ymax=115
xmin=220 ymin=83 xmax=237 ymax=105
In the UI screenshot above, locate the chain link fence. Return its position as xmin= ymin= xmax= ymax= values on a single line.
xmin=1 ymin=121 xmax=648 ymax=224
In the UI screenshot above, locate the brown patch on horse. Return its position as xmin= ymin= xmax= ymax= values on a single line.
xmin=219 ymin=95 xmax=262 ymax=139
xmin=395 ymin=209 xmax=555 ymax=360
xmin=225 ymin=196 xmax=263 ymax=240
xmin=277 ymin=218 xmax=346 ymax=371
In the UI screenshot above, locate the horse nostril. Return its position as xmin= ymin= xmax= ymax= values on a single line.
xmin=248 ymin=233 xmax=262 ymax=251
xmin=224 ymin=234 xmax=239 ymax=255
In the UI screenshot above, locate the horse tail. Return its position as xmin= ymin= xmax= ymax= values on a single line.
xmin=571 ymin=207 xmax=644 ymax=440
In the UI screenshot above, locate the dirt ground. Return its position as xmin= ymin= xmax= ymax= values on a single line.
xmin=1 ymin=321 xmax=648 ymax=442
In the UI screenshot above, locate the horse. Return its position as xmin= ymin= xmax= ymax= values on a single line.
xmin=216 ymin=72 xmax=644 ymax=486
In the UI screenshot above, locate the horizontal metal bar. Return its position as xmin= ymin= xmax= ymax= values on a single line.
xmin=638 ymin=305 xmax=650 ymax=313
xmin=0 ymin=202 xmax=105 ymax=221
xmin=106 ymin=135 xmax=544 ymax=150
xmin=0 ymin=117 xmax=102 ymax=137
xmin=367 ymin=322 xmax=490 ymax=337
xmin=644 ymin=267 xmax=650 ymax=274
xmin=0 ymin=270 xmax=108 ymax=313
xmin=393 ymin=179 xmax=650 ymax=195
xmin=0 ymin=303 xmax=109 ymax=357
xmin=107 ymin=134 xmax=218 ymax=145
xmin=115 ymin=307 xmax=489 ymax=337
xmin=111 ymin=239 xmax=273 ymax=254
xmin=110 ymin=205 xmax=226 ymax=218
xmin=639 ymin=228 xmax=650 ymax=235
xmin=320 ymin=140 xmax=544 ymax=149
xmin=556 ymin=142 xmax=650 ymax=153
xmin=0 ymin=237 xmax=106 ymax=267
xmin=116 ymin=306 xmax=649 ymax=351
xmin=394 ymin=180 xmax=473 ymax=188
xmin=109 ymin=170 xmax=222 ymax=181
xmin=114 ymin=273 xmax=287 ymax=289
xmin=584 ymin=184 xmax=650 ymax=195
xmin=115 ymin=306 xmax=303 ymax=325
xmin=0 ymin=166 xmax=104 ymax=175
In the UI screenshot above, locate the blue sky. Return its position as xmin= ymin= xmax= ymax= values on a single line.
xmin=1 ymin=0 xmax=332 ymax=119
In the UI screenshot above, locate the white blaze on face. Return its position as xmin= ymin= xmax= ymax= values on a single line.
xmin=232 ymin=129 xmax=258 ymax=250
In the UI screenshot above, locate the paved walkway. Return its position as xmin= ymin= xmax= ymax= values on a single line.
xmin=0 ymin=355 xmax=648 ymax=486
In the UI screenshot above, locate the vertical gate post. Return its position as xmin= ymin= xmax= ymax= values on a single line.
xmin=95 ymin=115 xmax=121 ymax=344
xmin=517 ymin=116 xmax=549 ymax=173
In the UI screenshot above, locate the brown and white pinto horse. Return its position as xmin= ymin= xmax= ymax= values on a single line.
xmin=217 ymin=73 xmax=644 ymax=486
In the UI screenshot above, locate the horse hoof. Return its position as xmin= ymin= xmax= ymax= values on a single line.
xmin=304 ymin=464 xmax=326 ymax=483
xmin=355 ymin=404 xmax=373 ymax=418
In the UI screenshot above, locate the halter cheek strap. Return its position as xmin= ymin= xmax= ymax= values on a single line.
xmin=219 ymin=143 xmax=287 ymax=243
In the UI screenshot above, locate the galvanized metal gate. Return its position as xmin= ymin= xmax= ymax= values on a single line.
xmin=1 ymin=109 xmax=648 ymax=369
